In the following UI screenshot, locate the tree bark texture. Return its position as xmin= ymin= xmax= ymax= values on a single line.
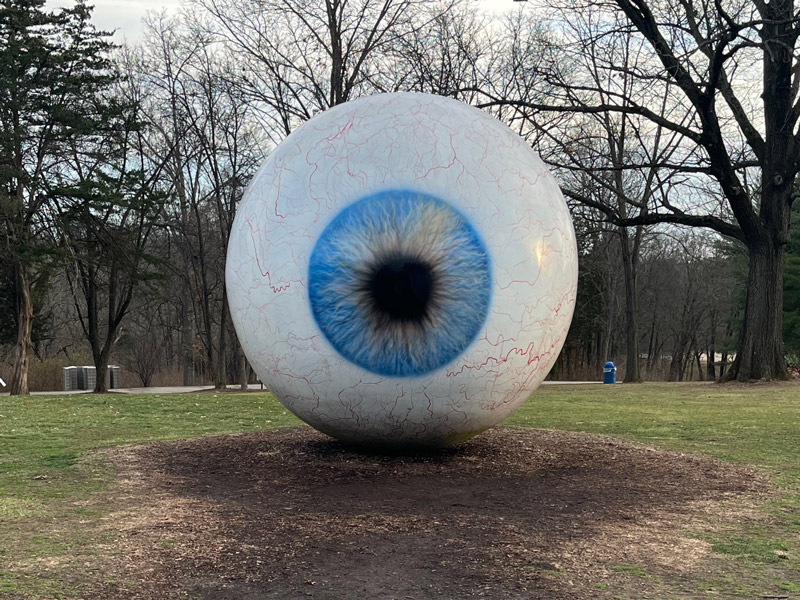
xmin=619 ymin=228 xmax=642 ymax=383
xmin=707 ymin=308 xmax=717 ymax=380
xmin=10 ymin=262 xmax=33 ymax=395
xmin=181 ymin=299 xmax=195 ymax=386
xmin=727 ymin=241 xmax=788 ymax=381
xmin=94 ymin=357 xmax=110 ymax=394
xmin=240 ymin=347 xmax=249 ymax=390
xmin=214 ymin=287 xmax=230 ymax=389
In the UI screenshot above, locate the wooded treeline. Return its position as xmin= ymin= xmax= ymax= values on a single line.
xmin=2 ymin=0 xmax=799 ymax=392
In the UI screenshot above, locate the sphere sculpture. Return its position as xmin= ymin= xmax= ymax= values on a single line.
xmin=226 ymin=92 xmax=577 ymax=447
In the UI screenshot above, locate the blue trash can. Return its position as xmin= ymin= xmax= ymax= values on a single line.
xmin=603 ymin=361 xmax=616 ymax=384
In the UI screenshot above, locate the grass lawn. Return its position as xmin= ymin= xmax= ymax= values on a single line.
xmin=1 ymin=382 xmax=799 ymax=598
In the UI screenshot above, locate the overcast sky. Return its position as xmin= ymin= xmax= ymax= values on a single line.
xmin=45 ymin=0 xmax=519 ymax=43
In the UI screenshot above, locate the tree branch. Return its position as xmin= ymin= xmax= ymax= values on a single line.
xmin=563 ymin=188 xmax=746 ymax=242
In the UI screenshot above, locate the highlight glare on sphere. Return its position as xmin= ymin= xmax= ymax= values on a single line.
xmin=226 ymin=92 xmax=578 ymax=447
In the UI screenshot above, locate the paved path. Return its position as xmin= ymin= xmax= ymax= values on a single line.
xmin=2 ymin=381 xmax=608 ymax=396
xmin=111 ymin=384 xmax=268 ymax=394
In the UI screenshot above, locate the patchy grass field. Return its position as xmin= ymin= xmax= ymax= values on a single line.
xmin=510 ymin=382 xmax=800 ymax=485
xmin=1 ymin=382 xmax=799 ymax=598
xmin=0 ymin=391 xmax=299 ymax=598
xmin=0 ymin=391 xmax=300 ymax=521
xmin=509 ymin=382 xmax=800 ymax=597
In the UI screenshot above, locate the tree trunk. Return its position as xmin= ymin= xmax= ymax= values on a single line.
xmin=10 ymin=262 xmax=33 ymax=395
xmin=94 ymin=358 xmax=109 ymax=393
xmin=722 ymin=4 xmax=794 ymax=382
xmin=707 ymin=308 xmax=717 ymax=380
xmin=91 ymin=319 xmax=115 ymax=393
xmin=706 ymin=346 xmax=715 ymax=380
xmin=694 ymin=349 xmax=703 ymax=381
xmin=645 ymin=318 xmax=655 ymax=374
xmin=181 ymin=299 xmax=195 ymax=386
xmin=240 ymin=347 xmax=249 ymax=391
xmin=327 ymin=0 xmax=344 ymax=105
xmin=668 ymin=333 xmax=689 ymax=382
xmin=602 ymin=322 xmax=613 ymax=367
xmin=214 ymin=287 xmax=230 ymax=390
xmin=619 ymin=229 xmax=642 ymax=383
xmin=727 ymin=240 xmax=789 ymax=381
xmin=595 ymin=331 xmax=602 ymax=377
xmin=667 ymin=353 xmax=682 ymax=382
xmin=170 ymin=74 xmax=195 ymax=387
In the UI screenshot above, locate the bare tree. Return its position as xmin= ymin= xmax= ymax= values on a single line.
xmin=479 ymin=0 xmax=798 ymax=381
xmin=491 ymin=14 xmax=702 ymax=381
xmin=124 ymin=17 xmax=204 ymax=386
xmin=54 ymin=93 xmax=166 ymax=393
xmin=185 ymin=47 xmax=263 ymax=388
xmin=190 ymin=0 xmax=449 ymax=139
xmin=130 ymin=16 xmax=264 ymax=388
xmin=387 ymin=0 xmax=491 ymax=101
xmin=118 ymin=300 xmax=171 ymax=387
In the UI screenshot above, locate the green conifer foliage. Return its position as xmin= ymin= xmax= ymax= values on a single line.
xmin=0 ymin=0 xmax=116 ymax=394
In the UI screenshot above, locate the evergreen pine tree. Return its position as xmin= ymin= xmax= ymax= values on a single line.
xmin=0 ymin=0 xmax=116 ymax=394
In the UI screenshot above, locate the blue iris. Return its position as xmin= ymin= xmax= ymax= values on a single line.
xmin=308 ymin=189 xmax=492 ymax=377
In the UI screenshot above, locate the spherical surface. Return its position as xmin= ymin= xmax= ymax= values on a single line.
xmin=226 ymin=92 xmax=577 ymax=447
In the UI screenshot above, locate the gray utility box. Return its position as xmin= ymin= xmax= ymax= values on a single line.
xmin=63 ymin=365 xmax=121 ymax=391
xmin=107 ymin=365 xmax=120 ymax=389
xmin=63 ymin=366 xmax=78 ymax=391
xmin=76 ymin=366 xmax=96 ymax=390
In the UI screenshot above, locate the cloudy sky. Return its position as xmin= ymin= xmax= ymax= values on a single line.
xmin=45 ymin=0 xmax=518 ymax=42
xmin=42 ymin=0 xmax=181 ymax=41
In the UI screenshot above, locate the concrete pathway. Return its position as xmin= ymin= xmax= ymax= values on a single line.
xmin=2 ymin=381 xmax=608 ymax=396
xmin=111 ymin=384 xmax=267 ymax=394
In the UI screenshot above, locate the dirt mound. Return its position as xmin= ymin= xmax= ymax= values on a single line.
xmin=98 ymin=427 xmax=768 ymax=599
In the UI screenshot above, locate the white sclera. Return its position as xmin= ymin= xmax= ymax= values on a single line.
xmin=226 ymin=92 xmax=578 ymax=447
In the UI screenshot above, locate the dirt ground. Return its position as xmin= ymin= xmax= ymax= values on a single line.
xmin=88 ymin=427 xmax=769 ymax=600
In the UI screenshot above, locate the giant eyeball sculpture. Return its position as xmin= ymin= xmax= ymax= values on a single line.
xmin=226 ymin=92 xmax=577 ymax=448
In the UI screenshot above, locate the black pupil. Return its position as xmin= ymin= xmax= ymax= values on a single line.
xmin=369 ymin=259 xmax=433 ymax=323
